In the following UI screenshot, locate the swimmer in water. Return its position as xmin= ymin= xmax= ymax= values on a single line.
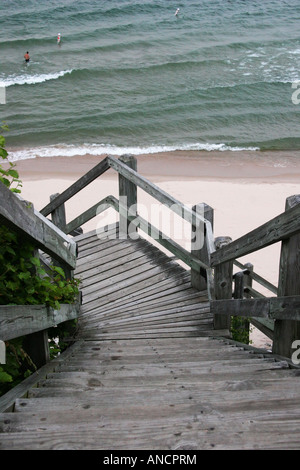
xmin=24 ymin=51 xmax=30 ymax=62
xmin=175 ymin=8 xmax=180 ymax=16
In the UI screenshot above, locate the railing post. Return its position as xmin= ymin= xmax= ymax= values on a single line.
xmin=243 ymin=262 xmax=253 ymax=299
xmin=273 ymin=195 xmax=300 ymax=358
xmin=118 ymin=155 xmax=137 ymax=239
xmin=232 ymin=271 xmax=250 ymax=343
xmin=233 ymin=271 xmax=244 ymax=299
xmin=50 ymin=193 xmax=72 ymax=280
xmin=213 ymin=236 xmax=233 ymax=332
xmin=191 ymin=203 xmax=213 ymax=291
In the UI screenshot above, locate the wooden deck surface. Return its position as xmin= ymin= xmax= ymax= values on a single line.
xmin=1 ymin=227 xmax=300 ymax=450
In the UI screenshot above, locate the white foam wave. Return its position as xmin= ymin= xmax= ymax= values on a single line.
xmin=8 ymin=142 xmax=259 ymax=162
xmin=2 ymin=70 xmax=73 ymax=87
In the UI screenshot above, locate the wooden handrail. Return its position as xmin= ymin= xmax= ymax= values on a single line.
xmin=211 ymin=203 xmax=300 ymax=267
xmin=233 ymin=260 xmax=278 ymax=295
xmin=107 ymin=155 xmax=210 ymax=228
xmin=0 ymin=182 xmax=77 ymax=269
xmin=211 ymin=295 xmax=300 ymax=321
xmin=40 ymin=158 xmax=110 ymax=217
xmin=68 ymin=195 xmax=210 ymax=272
xmin=65 ymin=195 xmax=119 ymax=235
xmin=0 ymin=302 xmax=80 ymax=341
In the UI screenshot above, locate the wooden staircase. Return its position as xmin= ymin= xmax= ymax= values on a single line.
xmin=1 ymin=155 xmax=300 ymax=450
xmin=75 ymin=226 xmax=213 ymax=340
xmin=1 ymin=229 xmax=300 ymax=450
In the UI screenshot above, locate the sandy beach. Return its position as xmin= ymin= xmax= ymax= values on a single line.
xmin=10 ymin=149 xmax=300 ymax=350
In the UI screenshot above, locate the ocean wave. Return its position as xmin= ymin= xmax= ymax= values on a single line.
xmin=7 ymin=142 xmax=260 ymax=162
xmin=1 ymin=69 xmax=73 ymax=87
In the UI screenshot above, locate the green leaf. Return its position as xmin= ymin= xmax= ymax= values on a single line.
xmin=0 ymin=370 xmax=13 ymax=383
xmin=18 ymin=272 xmax=31 ymax=280
xmin=52 ymin=266 xmax=66 ymax=278
xmin=0 ymin=148 xmax=8 ymax=159
xmin=30 ymin=257 xmax=41 ymax=267
xmin=0 ymin=177 xmax=10 ymax=187
xmin=7 ymin=169 xmax=19 ymax=178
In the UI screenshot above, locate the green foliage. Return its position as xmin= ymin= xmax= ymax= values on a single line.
xmin=0 ymin=130 xmax=81 ymax=396
xmin=231 ymin=316 xmax=252 ymax=344
xmin=0 ymin=127 xmax=22 ymax=193
xmin=0 ymin=225 xmax=80 ymax=395
xmin=0 ymin=338 xmax=36 ymax=396
xmin=0 ymin=225 xmax=80 ymax=308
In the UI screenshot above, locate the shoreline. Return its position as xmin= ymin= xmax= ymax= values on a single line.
xmin=10 ymin=149 xmax=300 ymax=183
xmin=8 ymin=150 xmax=300 ymax=351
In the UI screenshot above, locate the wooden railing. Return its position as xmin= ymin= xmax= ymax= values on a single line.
xmin=211 ymin=194 xmax=300 ymax=358
xmin=41 ymin=155 xmax=216 ymax=300
xmin=2 ymin=154 xmax=299 ymax=362
xmin=0 ymin=182 xmax=79 ymax=369
xmin=39 ymin=154 xmax=300 ymax=359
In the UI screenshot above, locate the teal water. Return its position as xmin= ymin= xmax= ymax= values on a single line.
xmin=1 ymin=0 xmax=300 ymax=161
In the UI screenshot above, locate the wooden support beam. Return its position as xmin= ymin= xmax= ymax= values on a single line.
xmin=50 ymin=193 xmax=72 ymax=280
xmin=191 ymin=203 xmax=213 ymax=291
xmin=0 ymin=304 xmax=80 ymax=342
xmin=273 ymin=195 xmax=300 ymax=358
xmin=232 ymin=271 xmax=250 ymax=343
xmin=211 ymin=295 xmax=300 ymax=321
xmin=118 ymin=155 xmax=137 ymax=239
xmin=213 ymin=236 xmax=233 ymax=331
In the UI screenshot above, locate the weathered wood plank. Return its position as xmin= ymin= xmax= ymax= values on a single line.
xmin=108 ymin=155 xmax=211 ymax=230
xmin=233 ymin=260 xmax=278 ymax=295
xmin=65 ymin=195 xmax=119 ymax=235
xmin=81 ymin=261 xmax=188 ymax=310
xmin=0 ymin=303 xmax=80 ymax=341
xmin=211 ymin=295 xmax=300 ymax=321
xmin=273 ymin=195 xmax=300 ymax=358
xmin=127 ymin=211 xmax=208 ymax=270
xmin=211 ymin=201 xmax=300 ymax=266
xmin=191 ymin=203 xmax=213 ymax=291
xmin=0 ymin=183 xmax=77 ymax=269
xmin=0 ymin=341 xmax=83 ymax=412
xmin=118 ymin=155 xmax=137 ymax=238
xmin=73 ymin=222 xmax=119 ymax=243
xmin=213 ymin=236 xmax=233 ymax=330
xmin=81 ymin=271 xmax=192 ymax=316
xmin=40 ymin=157 xmax=110 ymax=217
